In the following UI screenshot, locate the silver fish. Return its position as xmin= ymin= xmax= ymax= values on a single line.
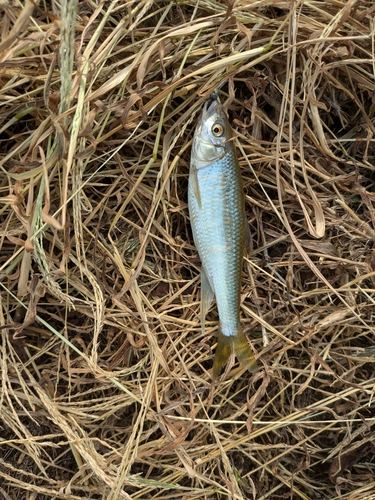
xmin=188 ymin=95 xmax=257 ymax=378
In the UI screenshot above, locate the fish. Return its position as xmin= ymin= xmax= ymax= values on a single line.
xmin=188 ymin=94 xmax=257 ymax=378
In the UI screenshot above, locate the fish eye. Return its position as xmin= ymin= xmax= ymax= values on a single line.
xmin=211 ymin=123 xmax=224 ymax=137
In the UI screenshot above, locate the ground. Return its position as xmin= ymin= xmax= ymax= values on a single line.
xmin=0 ymin=1 xmax=375 ymax=499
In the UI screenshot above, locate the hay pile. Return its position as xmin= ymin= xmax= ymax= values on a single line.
xmin=1 ymin=0 xmax=375 ymax=498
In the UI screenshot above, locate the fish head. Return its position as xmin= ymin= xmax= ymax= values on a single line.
xmin=192 ymin=97 xmax=232 ymax=166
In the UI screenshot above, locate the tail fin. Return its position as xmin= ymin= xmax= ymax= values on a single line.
xmin=213 ymin=331 xmax=232 ymax=379
xmin=233 ymin=327 xmax=257 ymax=374
xmin=213 ymin=327 xmax=257 ymax=379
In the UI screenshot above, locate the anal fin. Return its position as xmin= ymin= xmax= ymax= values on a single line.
xmin=201 ymin=266 xmax=214 ymax=336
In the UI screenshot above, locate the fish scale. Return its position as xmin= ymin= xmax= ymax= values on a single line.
xmin=188 ymin=96 xmax=257 ymax=378
xmin=189 ymin=149 xmax=244 ymax=333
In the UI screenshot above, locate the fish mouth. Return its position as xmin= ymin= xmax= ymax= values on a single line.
xmin=202 ymin=95 xmax=223 ymax=119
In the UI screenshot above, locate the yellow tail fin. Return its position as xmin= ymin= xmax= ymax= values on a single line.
xmin=213 ymin=327 xmax=257 ymax=379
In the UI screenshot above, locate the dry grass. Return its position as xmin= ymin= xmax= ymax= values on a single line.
xmin=1 ymin=0 xmax=375 ymax=498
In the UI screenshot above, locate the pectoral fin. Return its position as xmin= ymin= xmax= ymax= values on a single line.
xmin=201 ymin=266 xmax=214 ymax=336
xmin=190 ymin=166 xmax=202 ymax=209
